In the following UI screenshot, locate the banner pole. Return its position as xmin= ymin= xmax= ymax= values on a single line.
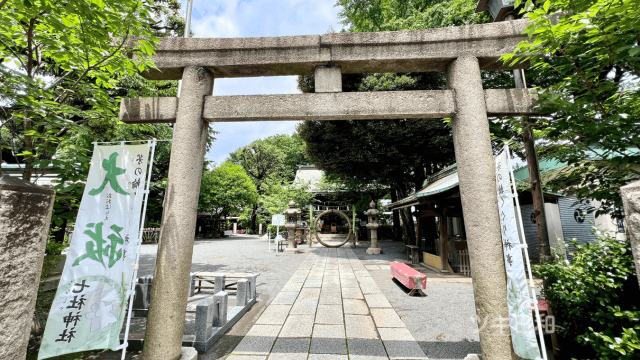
xmin=505 ymin=143 xmax=548 ymax=360
xmin=120 ymin=139 xmax=157 ymax=360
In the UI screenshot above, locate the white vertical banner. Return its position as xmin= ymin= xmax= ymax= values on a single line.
xmin=39 ymin=144 xmax=150 ymax=359
xmin=495 ymin=146 xmax=543 ymax=360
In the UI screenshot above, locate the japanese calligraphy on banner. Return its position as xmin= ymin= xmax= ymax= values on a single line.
xmin=39 ymin=144 xmax=150 ymax=359
xmin=495 ymin=148 xmax=542 ymax=360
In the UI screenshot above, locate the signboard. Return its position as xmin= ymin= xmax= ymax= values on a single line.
xmin=39 ymin=144 xmax=150 ymax=359
xmin=495 ymin=147 xmax=543 ymax=360
xmin=272 ymin=214 xmax=285 ymax=226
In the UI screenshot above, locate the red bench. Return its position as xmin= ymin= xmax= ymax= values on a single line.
xmin=390 ymin=262 xmax=427 ymax=296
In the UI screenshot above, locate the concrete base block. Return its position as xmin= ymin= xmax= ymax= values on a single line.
xmin=464 ymin=354 xmax=482 ymax=360
xmin=284 ymin=248 xmax=302 ymax=254
xmin=180 ymin=347 xmax=199 ymax=360
xmin=366 ymin=247 xmax=382 ymax=255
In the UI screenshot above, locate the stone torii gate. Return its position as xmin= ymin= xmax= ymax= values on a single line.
xmin=120 ymin=19 xmax=538 ymax=360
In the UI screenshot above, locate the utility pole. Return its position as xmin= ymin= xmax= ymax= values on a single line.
xmin=476 ymin=1 xmax=552 ymax=260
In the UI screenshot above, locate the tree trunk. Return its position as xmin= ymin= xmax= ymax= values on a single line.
xmin=396 ymin=185 xmax=416 ymax=247
xmin=250 ymin=204 xmax=258 ymax=233
xmin=390 ymin=189 xmax=402 ymax=242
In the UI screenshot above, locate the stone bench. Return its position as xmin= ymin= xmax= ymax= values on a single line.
xmin=405 ymin=245 xmax=420 ymax=264
xmin=191 ymin=272 xmax=259 ymax=295
xmin=390 ymin=262 xmax=427 ymax=296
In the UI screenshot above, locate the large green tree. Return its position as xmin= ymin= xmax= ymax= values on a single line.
xmin=229 ymin=133 xmax=310 ymax=231
xmin=0 ymin=0 xmax=163 ymax=179
xmin=504 ymin=0 xmax=640 ymax=216
xmin=0 ymin=0 xmax=207 ymax=238
xmin=198 ymin=162 xmax=258 ymax=231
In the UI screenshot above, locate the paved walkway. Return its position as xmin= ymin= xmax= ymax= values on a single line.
xmin=227 ymin=247 xmax=428 ymax=359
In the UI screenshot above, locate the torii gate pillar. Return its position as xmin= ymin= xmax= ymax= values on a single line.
xmin=447 ymin=55 xmax=514 ymax=359
xmin=143 ymin=66 xmax=213 ymax=360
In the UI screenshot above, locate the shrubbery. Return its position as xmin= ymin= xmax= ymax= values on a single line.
xmin=533 ymin=235 xmax=640 ymax=359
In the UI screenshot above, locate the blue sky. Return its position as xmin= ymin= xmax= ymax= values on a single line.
xmin=183 ymin=0 xmax=345 ymax=166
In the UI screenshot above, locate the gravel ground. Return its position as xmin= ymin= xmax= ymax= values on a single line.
xmin=353 ymin=240 xmax=483 ymax=360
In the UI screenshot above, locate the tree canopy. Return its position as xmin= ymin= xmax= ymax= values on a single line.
xmin=229 ymin=133 xmax=309 ymax=231
xmin=504 ymin=0 xmax=640 ymax=215
xmin=198 ymin=162 xmax=258 ymax=224
xmin=0 ymin=0 xmax=214 ymax=235
xmin=298 ymin=0 xmax=493 ymax=242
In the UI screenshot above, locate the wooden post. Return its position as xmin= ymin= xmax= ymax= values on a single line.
xmin=415 ymin=216 xmax=421 ymax=247
xmin=439 ymin=216 xmax=449 ymax=271
xmin=439 ymin=216 xmax=448 ymax=272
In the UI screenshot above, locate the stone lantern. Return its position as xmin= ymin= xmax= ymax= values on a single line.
xmin=283 ymin=200 xmax=301 ymax=254
xmin=364 ymin=201 xmax=382 ymax=255
xmin=475 ymin=0 xmax=516 ymax=21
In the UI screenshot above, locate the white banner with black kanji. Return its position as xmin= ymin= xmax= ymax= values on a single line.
xmin=39 ymin=144 xmax=150 ymax=359
xmin=495 ymin=147 xmax=542 ymax=360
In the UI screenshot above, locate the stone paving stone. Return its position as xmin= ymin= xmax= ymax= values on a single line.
xmin=280 ymin=281 xmax=303 ymax=292
xmin=318 ymin=291 xmax=342 ymax=305
xmin=354 ymin=271 xmax=371 ymax=278
xmin=266 ymin=354 xmax=308 ymax=360
xmin=304 ymin=279 xmax=323 ymax=288
xmin=290 ymin=297 xmax=319 ymax=315
xmin=227 ymin=355 xmax=268 ymax=360
xmin=291 ymin=276 xmax=307 ymax=283
xmin=315 ymin=304 xmax=344 ymax=324
xmin=341 ymin=287 xmax=364 ymax=300
xmin=269 ymin=337 xmax=311 ymax=358
xmin=307 ymin=355 xmax=348 ymax=360
xmin=364 ymin=293 xmax=392 ymax=308
xmin=272 ymin=291 xmax=300 ymax=305
xmin=378 ymin=265 xmax=391 ymax=270
xmin=347 ymin=338 xmax=388 ymax=360
xmin=279 ymin=314 xmax=315 ymax=338
xmin=378 ymin=327 xmax=428 ymax=360
xmin=344 ymin=315 xmax=379 ymax=339
xmin=233 ymin=324 xmax=282 ymax=355
xmin=342 ymin=299 xmax=369 ymax=315
xmin=321 ymin=283 xmax=341 ymax=293
xmin=324 ymin=270 xmax=339 ymax=276
xmin=256 ymin=305 xmax=292 ymax=325
xmin=298 ymin=287 xmax=321 ymax=299
xmin=370 ymin=308 xmax=405 ymax=328
xmin=358 ymin=280 xmax=381 ymax=295
xmin=365 ymin=265 xmax=381 ymax=270
xmin=322 ymin=276 xmax=340 ymax=284
xmin=339 ymin=278 xmax=359 ymax=288
xmin=310 ymin=324 xmax=347 ymax=355
xmin=357 ymin=276 xmax=378 ymax=287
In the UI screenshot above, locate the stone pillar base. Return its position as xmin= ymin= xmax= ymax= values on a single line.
xmin=366 ymin=247 xmax=382 ymax=255
xmin=284 ymin=248 xmax=302 ymax=254
xmin=181 ymin=347 xmax=199 ymax=360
